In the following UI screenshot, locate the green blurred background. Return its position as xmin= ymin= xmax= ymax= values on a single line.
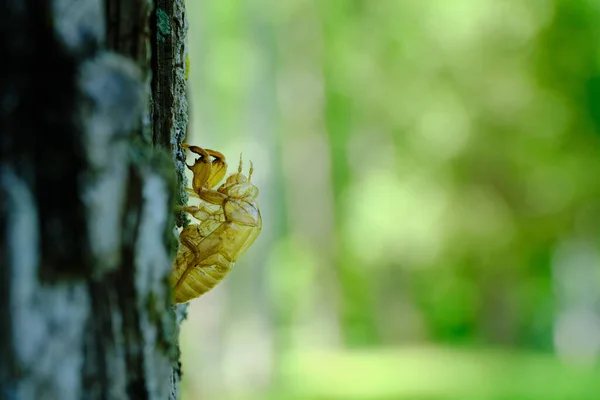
xmin=180 ymin=0 xmax=600 ymax=399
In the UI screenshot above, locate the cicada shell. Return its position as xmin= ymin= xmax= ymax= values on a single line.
xmin=171 ymin=144 xmax=262 ymax=303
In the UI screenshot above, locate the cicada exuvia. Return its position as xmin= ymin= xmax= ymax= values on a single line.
xmin=171 ymin=144 xmax=262 ymax=303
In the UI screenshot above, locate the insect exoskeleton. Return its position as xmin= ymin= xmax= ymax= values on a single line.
xmin=171 ymin=144 xmax=262 ymax=303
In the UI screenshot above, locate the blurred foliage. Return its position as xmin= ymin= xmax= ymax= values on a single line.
xmin=180 ymin=0 xmax=600 ymax=399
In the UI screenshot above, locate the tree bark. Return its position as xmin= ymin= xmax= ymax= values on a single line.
xmin=0 ymin=0 xmax=188 ymax=399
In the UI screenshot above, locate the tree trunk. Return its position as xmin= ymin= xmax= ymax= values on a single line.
xmin=0 ymin=0 xmax=188 ymax=399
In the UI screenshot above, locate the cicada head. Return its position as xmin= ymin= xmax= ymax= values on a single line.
xmin=218 ymin=155 xmax=259 ymax=200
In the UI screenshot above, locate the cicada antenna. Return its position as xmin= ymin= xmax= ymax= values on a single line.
xmin=238 ymin=153 xmax=243 ymax=174
xmin=248 ymin=160 xmax=254 ymax=181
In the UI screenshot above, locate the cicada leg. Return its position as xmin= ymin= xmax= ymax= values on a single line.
xmin=203 ymin=149 xmax=227 ymax=189
xmin=183 ymin=145 xmax=212 ymax=193
xmin=183 ymin=144 xmax=228 ymax=191
xmin=185 ymin=187 xmax=199 ymax=198
xmin=179 ymin=203 xmax=225 ymax=223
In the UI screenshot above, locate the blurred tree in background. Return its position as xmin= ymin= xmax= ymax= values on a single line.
xmin=181 ymin=0 xmax=600 ymax=399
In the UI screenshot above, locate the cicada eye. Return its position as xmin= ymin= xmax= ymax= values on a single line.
xmin=249 ymin=186 xmax=259 ymax=198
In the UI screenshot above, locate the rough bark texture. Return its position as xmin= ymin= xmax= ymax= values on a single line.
xmin=0 ymin=0 xmax=188 ymax=399
xmin=152 ymin=0 xmax=189 ymax=228
xmin=149 ymin=0 xmax=191 ymax=395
